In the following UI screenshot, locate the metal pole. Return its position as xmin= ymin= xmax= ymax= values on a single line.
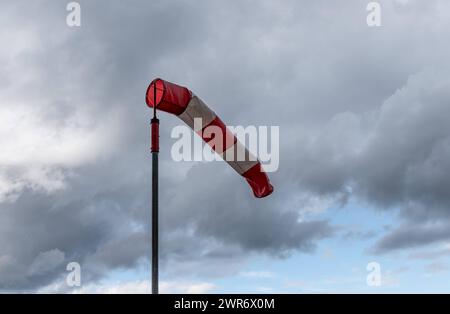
xmin=151 ymin=83 xmax=159 ymax=294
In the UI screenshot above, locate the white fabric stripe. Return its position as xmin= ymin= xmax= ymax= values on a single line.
xmin=221 ymin=140 xmax=259 ymax=175
xmin=179 ymin=94 xmax=216 ymax=131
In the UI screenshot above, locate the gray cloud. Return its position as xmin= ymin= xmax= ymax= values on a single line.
xmin=373 ymin=222 xmax=450 ymax=254
xmin=1 ymin=0 xmax=450 ymax=291
xmin=27 ymin=249 xmax=65 ymax=277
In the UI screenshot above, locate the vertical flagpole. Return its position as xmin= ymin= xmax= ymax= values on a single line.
xmin=151 ymin=83 xmax=159 ymax=294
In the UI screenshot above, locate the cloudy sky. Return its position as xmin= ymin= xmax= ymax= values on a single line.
xmin=1 ymin=0 xmax=450 ymax=293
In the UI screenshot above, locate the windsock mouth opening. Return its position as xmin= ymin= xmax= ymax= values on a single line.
xmin=146 ymin=78 xmax=165 ymax=108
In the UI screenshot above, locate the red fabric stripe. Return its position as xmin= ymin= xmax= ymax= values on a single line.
xmin=146 ymin=79 xmax=191 ymax=115
xmin=151 ymin=118 xmax=159 ymax=153
xmin=199 ymin=116 xmax=236 ymax=154
xmin=242 ymin=163 xmax=274 ymax=198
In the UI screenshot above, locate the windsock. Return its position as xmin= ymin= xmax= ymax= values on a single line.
xmin=146 ymin=78 xmax=274 ymax=198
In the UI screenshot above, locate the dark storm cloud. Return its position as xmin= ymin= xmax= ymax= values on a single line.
xmin=1 ymin=0 xmax=338 ymax=290
xmin=2 ymin=0 xmax=450 ymax=291
xmin=160 ymin=162 xmax=335 ymax=255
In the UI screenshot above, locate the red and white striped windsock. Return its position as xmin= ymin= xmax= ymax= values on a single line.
xmin=146 ymin=78 xmax=274 ymax=198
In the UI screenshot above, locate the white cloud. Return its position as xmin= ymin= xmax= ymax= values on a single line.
xmin=0 ymin=101 xmax=124 ymax=201
xmin=66 ymin=280 xmax=216 ymax=294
